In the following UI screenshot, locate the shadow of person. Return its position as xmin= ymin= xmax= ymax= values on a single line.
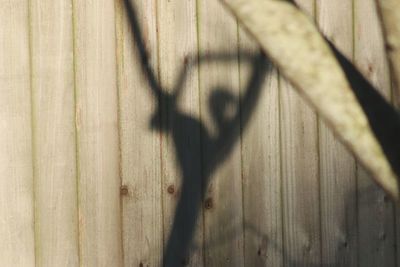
xmin=151 ymin=88 xmax=239 ymax=265
xmin=122 ymin=1 xmax=272 ymax=266
xmin=149 ymin=55 xmax=270 ymax=266
xmin=123 ymin=1 xmax=400 ymax=266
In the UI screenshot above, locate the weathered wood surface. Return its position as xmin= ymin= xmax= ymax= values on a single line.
xmin=375 ymin=0 xmax=400 ymax=106
xmin=0 ymin=0 xmax=399 ymax=266
xmin=198 ymin=1 xmax=244 ymax=266
xmin=73 ymin=0 xmax=123 ymax=265
xmin=220 ymin=0 xmax=399 ymax=199
xmin=239 ymin=27 xmax=283 ymax=267
xmin=0 ymin=1 xmax=35 ymax=266
xmin=279 ymin=1 xmax=321 ymax=266
xmin=316 ymin=0 xmax=357 ymax=266
xmin=30 ymin=0 xmax=79 ymax=266
xmin=116 ymin=0 xmax=163 ymax=266
xmin=157 ymin=0 xmax=204 ymax=266
xmin=354 ymin=0 xmax=396 ymax=266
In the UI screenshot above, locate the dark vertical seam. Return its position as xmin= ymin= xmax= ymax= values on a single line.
xmin=195 ymin=0 xmax=207 ymax=265
xmin=154 ymin=0 xmax=165 ymax=265
xmin=236 ymin=20 xmax=246 ymax=267
xmin=313 ymin=1 xmax=324 ymax=265
xmin=377 ymin=0 xmax=400 ymax=264
xmin=114 ymin=0 xmax=125 ymax=265
xmin=352 ymin=1 xmax=360 ymax=266
xmin=71 ymin=0 xmax=82 ymax=265
xmin=375 ymin=1 xmax=398 ymax=264
xmin=384 ymin=3 xmax=399 ymax=266
xmin=351 ymin=1 xmax=360 ymax=266
xmin=27 ymin=0 xmax=38 ymax=265
xmin=277 ymin=69 xmax=286 ymax=267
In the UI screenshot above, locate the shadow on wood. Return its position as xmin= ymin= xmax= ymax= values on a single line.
xmin=328 ymin=42 xmax=400 ymax=180
xmin=123 ymin=0 xmax=400 ymax=265
xmin=123 ymin=0 xmax=272 ymax=266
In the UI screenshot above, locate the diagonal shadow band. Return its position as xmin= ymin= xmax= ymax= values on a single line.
xmin=328 ymin=41 xmax=400 ymax=181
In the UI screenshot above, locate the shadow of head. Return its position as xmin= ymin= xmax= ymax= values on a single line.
xmin=149 ymin=88 xmax=239 ymax=135
xmin=209 ymin=89 xmax=238 ymax=131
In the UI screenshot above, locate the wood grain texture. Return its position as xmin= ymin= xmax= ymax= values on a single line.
xmin=198 ymin=0 xmax=244 ymax=266
xmin=0 ymin=1 xmax=35 ymax=266
xmin=316 ymin=0 xmax=357 ymax=266
xmin=115 ymin=0 xmax=163 ymax=266
xmin=280 ymin=79 xmax=320 ymax=267
xmin=354 ymin=0 xmax=396 ymax=266
xmin=280 ymin=83 xmax=321 ymax=265
xmin=280 ymin=1 xmax=321 ymax=266
xmin=1 ymin=1 xmax=400 ymax=266
xmin=72 ymin=0 xmax=123 ymax=266
xmin=239 ymin=30 xmax=283 ymax=266
xmin=374 ymin=0 xmax=400 ymax=107
xmin=157 ymin=0 xmax=204 ymax=266
xmin=30 ymin=0 xmax=79 ymax=266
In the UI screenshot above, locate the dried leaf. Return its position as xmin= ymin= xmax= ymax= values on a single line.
xmin=220 ymin=0 xmax=399 ymax=199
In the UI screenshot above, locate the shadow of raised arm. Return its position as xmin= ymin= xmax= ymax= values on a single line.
xmin=122 ymin=1 xmax=274 ymax=266
xmin=204 ymin=53 xmax=271 ymax=174
xmin=123 ymin=0 xmax=162 ymax=97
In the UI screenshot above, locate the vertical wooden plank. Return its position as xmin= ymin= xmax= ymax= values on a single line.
xmin=354 ymin=0 xmax=396 ymax=266
xmin=30 ymin=0 xmax=79 ymax=266
xmin=115 ymin=0 xmax=163 ymax=266
xmin=280 ymin=1 xmax=321 ymax=266
xmin=198 ymin=0 xmax=244 ymax=266
xmin=72 ymin=0 xmax=123 ymax=266
xmin=316 ymin=0 xmax=358 ymax=266
xmin=239 ymin=31 xmax=283 ymax=266
xmin=0 ymin=1 xmax=35 ymax=266
xmin=157 ymin=0 xmax=204 ymax=266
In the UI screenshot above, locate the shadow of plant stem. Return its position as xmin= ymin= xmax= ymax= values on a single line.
xmin=123 ymin=0 xmax=272 ymax=266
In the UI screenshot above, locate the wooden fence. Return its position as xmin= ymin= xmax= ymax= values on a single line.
xmin=0 ymin=0 xmax=398 ymax=266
